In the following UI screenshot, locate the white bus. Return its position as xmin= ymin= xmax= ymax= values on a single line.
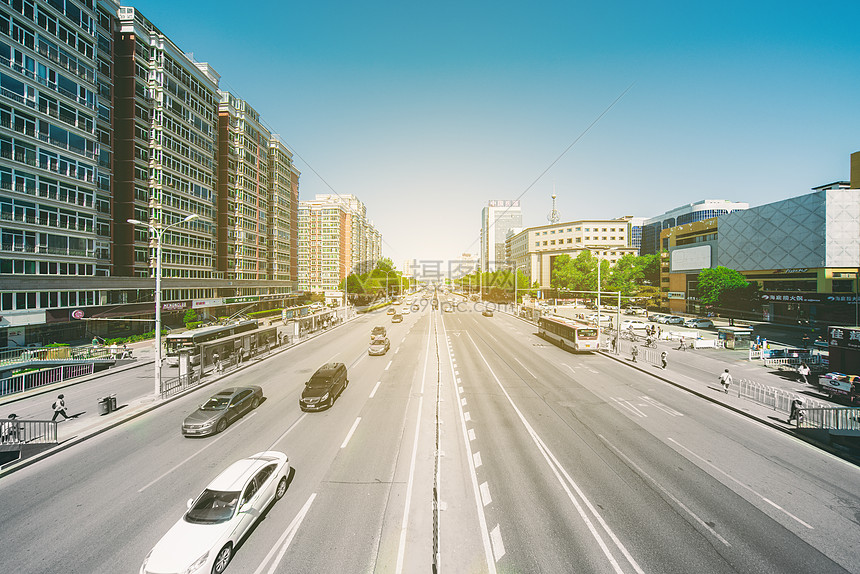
xmin=538 ymin=316 xmax=599 ymax=352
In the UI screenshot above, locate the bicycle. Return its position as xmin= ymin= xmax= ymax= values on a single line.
xmin=643 ymin=337 xmax=657 ymax=349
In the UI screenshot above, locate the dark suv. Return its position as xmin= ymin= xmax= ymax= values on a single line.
xmin=299 ymin=363 xmax=348 ymax=411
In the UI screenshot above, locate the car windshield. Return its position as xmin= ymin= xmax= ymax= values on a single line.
xmin=200 ymin=395 xmax=230 ymax=410
xmin=185 ymin=489 xmax=239 ymax=524
xmin=307 ymin=376 xmax=332 ymax=389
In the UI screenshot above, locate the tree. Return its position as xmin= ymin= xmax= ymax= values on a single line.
xmin=183 ymin=308 xmax=198 ymax=327
xmin=698 ymin=267 xmax=750 ymax=313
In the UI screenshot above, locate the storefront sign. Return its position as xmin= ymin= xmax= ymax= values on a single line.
xmin=162 ymin=302 xmax=187 ymax=311
xmin=828 ymin=326 xmax=860 ymax=350
xmin=667 ymin=292 xmax=685 ymax=299
xmin=192 ymin=298 xmax=224 ymax=309
xmin=761 ymin=292 xmax=823 ymax=303
xmin=225 ymin=295 xmax=260 ymax=304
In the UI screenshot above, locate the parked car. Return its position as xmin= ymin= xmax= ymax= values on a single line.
xmin=620 ymin=320 xmax=648 ymax=333
xmin=140 ymin=451 xmax=290 ymax=574
xmin=648 ymin=314 xmax=667 ymax=323
xmin=663 ymin=315 xmax=684 ymax=325
xmin=369 ymin=337 xmax=391 ymax=355
xmin=391 ymin=313 xmax=403 ymax=323
xmin=182 ymin=386 xmax=263 ymax=437
xmin=299 ymin=363 xmax=348 ymax=411
xmin=371 ymin=326 xmax=387 ymax=340
xmin=684 ymin=318 xmax=714 ymax=328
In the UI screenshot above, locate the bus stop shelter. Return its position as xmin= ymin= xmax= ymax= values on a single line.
xmin=718 ymin=326 xmax=754 ymax=349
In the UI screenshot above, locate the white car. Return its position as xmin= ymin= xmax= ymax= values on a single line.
xmin=141 ymin=451 xmax=290 ymax=574
xmin=587 ymin=314 xmax=612 ymax=325
xmin=663 ymin=315 xmax=685 ymax=325
xmin=684 ymin=318 xmax=714 ymax=328
xmin=620 ymin=320 xmax=648 ymax=333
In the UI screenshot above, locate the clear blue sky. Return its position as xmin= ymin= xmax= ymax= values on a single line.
xmin=132 ymin=0 xmax=860 ymax=269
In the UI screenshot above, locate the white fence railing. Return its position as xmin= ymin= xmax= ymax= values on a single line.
xmin=0 ymin=364 xmax=94 ymax=397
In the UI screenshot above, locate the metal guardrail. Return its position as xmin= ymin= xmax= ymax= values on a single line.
xmin=737 ymin=378 xmax=828 ymax=414
xmin=799 ymin=407 xmax=860 ymax=433
xmin=0 ymin=346 xmax=115 ymax=368
xmin=0 ymin=364 xmax=95 ymax=398
xmin=0 ymin=419 xmax=58 ymax=446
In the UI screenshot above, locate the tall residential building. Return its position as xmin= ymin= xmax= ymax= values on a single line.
xmin=506 ymin=218 xmax=638 ymax=288
xmin=0 ymin=0 xmax=107 ymax=344
xmin=268 ymin=136 xmax=298 ymax=285
xmin=640 ymin=199 xmax=749 ymax=255
xmin=481 ymin=199 xmax=522 ymax=272
xmin=0 ymin=3 xmax=305 ymax=347
xmin=217 ymin=91 xmax=270 ymax=282
xmin=298 ymin=194 xmax=381 ymax=292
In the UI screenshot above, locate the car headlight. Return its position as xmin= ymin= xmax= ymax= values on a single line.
xmin=182 ymin=551 xmax=209 ymax=574
xmin=201 ymin=419 xmax=215 ymax=427
xmin=320 ymin=393 xmax=329 ymax=401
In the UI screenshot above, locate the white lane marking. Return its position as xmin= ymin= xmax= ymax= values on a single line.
xmin=395 ymin=311 xmax=434 ymax=574
xmin=640 ymin=395 xmax=683 ymax=416
xmin=385 ymin=360 xmax=392 ymax=370
xmin=599 ymin=435 xmax=730 ymax=547
xmin=473 ymin=451 xmax=482 ymax=468
xmin=455 ymin=370 xmax=459 ymax=375
xmin=138 ymin=412 xmax=259 ymax=493
xmin=514 ymin=357 xmax=536 ymax=378
xmin=464 ymin=412 xmax=471 ymax=421
xmin=456 ymin=378 xmax=461 ymax=383
xmin=369 ymin=381 xmax=382 ymax=398
xmin=468 ymin=332 xmax=644 ymax=574
xmin=468 ymin=428 xmax=476 ymax=441
xmin=586 ymin=367 xmax=599 ymax=374
xmin=611 ymin=397 xmax=647 ymax=418
xmin=272 ymin=413 xmax=308 ymax=446
xmin=668 ymin=438 xmax=814 ymax=529
xmin=458 ymin=386 xmax=464 ymax=393
xmin=442 ymin=320 xmax=497 ymax=574
xmin=341 ymin=417 xmax=362 ymax=448
xmin=490 ymin=524 xmax=506 ymax=561
xmin=488 ymin=334 xmax=498 ymax=343
xmin=325 ymin=353 xmax=340 ymax=364
xmin=254 ymin=493 xmax=317 ymax=574
xmin=395 ymin=347 xmax=400 ymax=354
xmin=480 ymin=481 xmax=492 ymax=506
xmin=461 ymin=397 xmax=468 ymax=406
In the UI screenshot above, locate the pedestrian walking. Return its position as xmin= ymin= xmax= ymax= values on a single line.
xmin=1 ymin=413 xmax=19 ymax=443
xmin=677 ymin=336 xmax=686 ymax=351
xmin=51 ymin=394 xmax=70 ymax=421
xmin=660 ymin=351 xmax=668 ymax=369
xmin=788 ymin=397 xmax=804 ymax=424
xmin=631 ymin=345 xmax=639 ymax=363
xmin=110 ymin=342 xmax=118 ymax=358
xmin=801 ymin=333 xmax=810 ymax=348
xmin=797 ymin=362 xmax=810 ymax=385
xmin=719 ymin=369 xmax=733 ymax=393
xmin=91 ymin=336 xmax=99 ymax=346
xmin=657 ymin=326 xmax=662 ymax=339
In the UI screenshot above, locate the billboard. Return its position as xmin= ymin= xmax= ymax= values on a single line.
xmin=671 ymin=245 xmax=711 ymax=272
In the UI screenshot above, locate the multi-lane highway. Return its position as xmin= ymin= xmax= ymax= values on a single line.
xmin=1 ymin=295 xmax=858 ymax=573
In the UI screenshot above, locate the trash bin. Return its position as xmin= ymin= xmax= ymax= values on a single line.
xmin=108 ymin=394 xmax=117 ymax=412
xmin=97 ymin=397 xmax=109 ymax=415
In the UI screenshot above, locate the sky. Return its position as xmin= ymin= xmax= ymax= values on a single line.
xmin=131 ymin=0 xmax=860 ymax=270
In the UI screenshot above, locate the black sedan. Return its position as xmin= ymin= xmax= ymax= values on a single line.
xmin=182 ymin=386 xmax=263 ymax=436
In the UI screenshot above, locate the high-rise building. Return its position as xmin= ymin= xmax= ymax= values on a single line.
xmin=481 ymin=199 xmax=522 ymax=272
xmin=640 ymin=199 xmax=749 ymax=255
xmin=268 ymin=136 xmax=298 ymax=285
xmin=298 ymin=194 xmax=381 ymax=292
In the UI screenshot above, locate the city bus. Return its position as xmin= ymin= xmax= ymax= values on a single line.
xmin=164 ymin=319 xmax=259 ymax=366
xmin=538 ymin=316 xmax=599 ymax=352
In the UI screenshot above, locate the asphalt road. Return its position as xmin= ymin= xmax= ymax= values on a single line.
xmin=1 ymin=296 xmax=858 ymax=574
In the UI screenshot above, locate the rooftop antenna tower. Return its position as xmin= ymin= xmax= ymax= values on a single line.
xmin=547 ymin=185 xmax=560 ymax=224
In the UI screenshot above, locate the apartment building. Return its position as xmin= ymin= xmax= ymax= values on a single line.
xmin=298 ymin=194 xmax=381 ymax=292
xmin=506 ymin=217 xmax=639 ymax=288
xmin=0 ymin=3 xmax=304 ymax=347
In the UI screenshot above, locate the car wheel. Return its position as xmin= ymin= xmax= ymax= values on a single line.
xmin=251 ymin=397 xmax=260 ymax=409
xmin=215 ymin=419 xmax=227 ymax=434
xmin=212 ymin=544 xmax=232 ymax=574
xmin=275 ymin=476 xmax=287 ymax=500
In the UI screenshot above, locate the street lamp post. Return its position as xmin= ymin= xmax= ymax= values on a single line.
xmin=128 ymin=212 xmax=199 ymax=398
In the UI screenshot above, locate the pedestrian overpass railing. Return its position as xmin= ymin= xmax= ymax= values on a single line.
xmin=0 ymin=418 xmax=58 ymax=446
xmin=0 ymin=364 xmax=94 ymax=398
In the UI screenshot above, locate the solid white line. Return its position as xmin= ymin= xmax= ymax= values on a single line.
xmin=395 ymin=314 xmax=434 ymax=574
xmin=514 ymin=357 xmax=536 ymax=378
xmin=442 ymin=318 xmax=497 ymax=574
xmin=668 ymin=438 xmax=814 ymax=529
xmin=341 ymin=417 xmax=361 ymax=448
xmin=138 ymin=412 xmax=258 ymax=493
xmin=385 ymin=360 xmax=392 ymax=370
xmin=369 ymin=381 xmax=382 ymax=398
xmin=640 ymin=395 xmax=683 ymax=417
xmin=490 ymin=524 xmax=506 ymax=561
xmin=254 ymin=493 xmax=317 ymax=574
xmin=480 ymin=481 xmax=492 ymax=506
xmin=599 ymin=434 xmax=730 ymax=547
xmin=272 ymin=412 xmax=308 ymax=446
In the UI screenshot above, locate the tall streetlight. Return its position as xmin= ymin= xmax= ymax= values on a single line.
xmin=128 ymin=212 xmax=199 ymax=397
